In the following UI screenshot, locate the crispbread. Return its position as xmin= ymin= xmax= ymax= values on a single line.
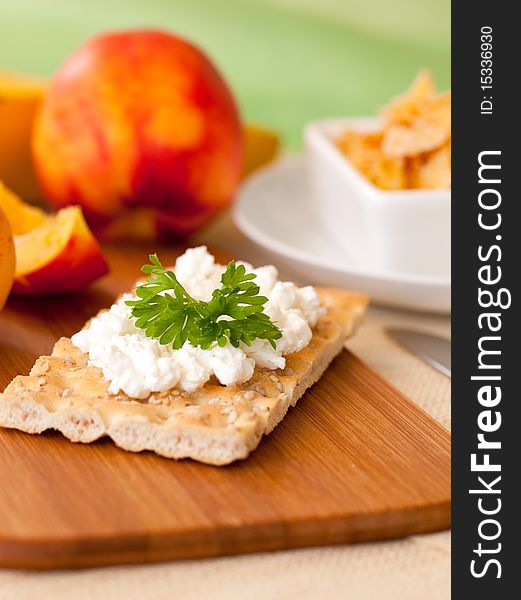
xmin=0 ymin=288 xmax=367 ymax=465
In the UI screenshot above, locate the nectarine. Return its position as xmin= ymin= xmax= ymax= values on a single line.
xmin=33 ymin=30 xmax=243 ymax=239
xmin=0 ymin=206 xmax=15 ymax=309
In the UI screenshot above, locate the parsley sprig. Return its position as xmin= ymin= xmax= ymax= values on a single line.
xmin=125 ymin=254 xmax=282 ymax=351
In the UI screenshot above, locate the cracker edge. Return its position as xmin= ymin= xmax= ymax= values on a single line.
xmin=0 ymin=289 xmax=368 ymax=465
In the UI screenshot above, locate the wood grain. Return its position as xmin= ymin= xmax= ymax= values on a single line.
xmin=0 ymin=243 xmax=450 ymax=569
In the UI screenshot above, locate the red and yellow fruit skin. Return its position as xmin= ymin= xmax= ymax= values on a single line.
xmin=13 ymin=240 xmax=107 ymax=296
xmin=12 ymin=208 xmax=108 ymax=296
xmin=0 ymin=207 xmax=15 ymax=309
xmin=32 ymin=30 xmax=243 ymax=239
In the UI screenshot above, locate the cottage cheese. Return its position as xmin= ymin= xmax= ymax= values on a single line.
xmin=71 ymin=247 xmax=324 ymax=399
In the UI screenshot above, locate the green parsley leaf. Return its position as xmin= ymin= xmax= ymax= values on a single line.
xmin=125 ymin=254 xmax=283 ymax=351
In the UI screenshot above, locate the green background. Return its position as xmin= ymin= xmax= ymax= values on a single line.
xmin=0 ymin=0 xmax=450 ymax=149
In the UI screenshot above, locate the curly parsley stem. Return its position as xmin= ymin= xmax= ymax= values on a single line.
xmin=126 ymin=254 xmax=282 ymax=351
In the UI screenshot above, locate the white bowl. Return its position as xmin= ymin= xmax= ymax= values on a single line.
xmin=304 ymin=118 xmax=451 ymax=278
xmin=233 ymin=157 xmax=450 ymax=313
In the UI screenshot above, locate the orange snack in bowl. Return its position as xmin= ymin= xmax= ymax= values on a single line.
xmin=408 ymin=141 xmax=451 ymax=190
xmin=337 ymin=130 xmax=406 ymax=190
xmin=337 ymin=71 xmax=451 ymax=190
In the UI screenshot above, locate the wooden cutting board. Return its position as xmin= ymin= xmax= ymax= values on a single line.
xmin=0 ymin=243 xmax=450 ymax=570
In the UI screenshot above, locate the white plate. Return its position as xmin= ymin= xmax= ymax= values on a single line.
xmin=233 ymin=157 xmax=450 ymax=313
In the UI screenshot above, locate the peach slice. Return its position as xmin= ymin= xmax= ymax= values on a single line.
xmin=0 ymin=180 xmax=46 ymax=235
xmin=242 ymin=124 xmax=280 ymax=177
xmin=12 ymin=205 xmax=108 ymax=295
xmin=0 ymin=206 xmax=15 ymax=309
xmin=0 ymin=182 xmax=108 ymax=295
